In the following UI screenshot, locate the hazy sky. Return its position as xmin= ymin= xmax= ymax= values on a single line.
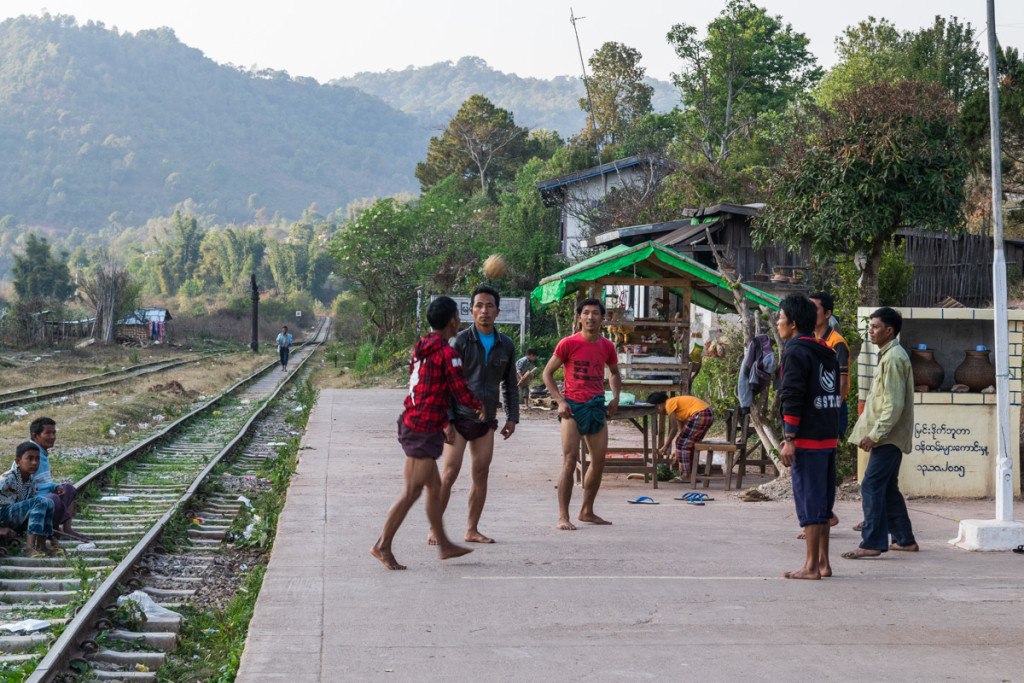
xmin=4 ymin=1 xmax=1024 ymax=84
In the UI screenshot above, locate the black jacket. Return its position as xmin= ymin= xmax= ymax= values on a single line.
xmin=780 ymin=336 xmax=841 ymax=447
xmin=451 ymin=325 xmax=519 ymax=423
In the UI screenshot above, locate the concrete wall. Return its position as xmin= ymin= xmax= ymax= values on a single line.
xmin=855 ymin=307 xmax=1023 ymax=497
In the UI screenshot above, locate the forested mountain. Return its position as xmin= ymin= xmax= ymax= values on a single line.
xmin=0 ymin=14 xmax=428 ymax=233
xmin=333 ymin=56 xmax=678 ymax=136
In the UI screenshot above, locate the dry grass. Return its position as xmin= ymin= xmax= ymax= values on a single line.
xmin=309 ymin=349 xmax=407 ymax=390
xmin=0 ymin=344 xmax=193 ymax=394
xmin=0 ymin=348 xmax=276 ymax=478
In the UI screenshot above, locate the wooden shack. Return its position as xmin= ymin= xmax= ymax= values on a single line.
xmin=116 ymin=308 xmax=172 ymax=343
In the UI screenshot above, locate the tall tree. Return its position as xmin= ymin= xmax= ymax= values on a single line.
xmin=155 ymin=211 xmax=205 ymax=295
xmin=961 ymin=46 xmax=1024 ymax=234
xmin=578 ymin=42 xmax=654 ymax=149
xmin=666 ymin=0 xmax=821 ymax=170
xmin=11 ymin=233 xmax=76 ymax=303
xmin=907 ymin=16 xmax=985 ymax=107
xmin=202 ymin=226 xmax=266 ymax=293
xmin=756 ymin=80 xmax=968 ymax=306
xmin=415 ymin=95 xmax=529 ymax=194
xmin=816 ymin=15 xmax=984 ymax=107
xmin=330 ymin=177 xmax=474 ymax=334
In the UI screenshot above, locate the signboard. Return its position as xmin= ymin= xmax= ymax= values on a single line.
xmin=429 ymin=295 xmax=528 ymax=346
xmin=295 ymin=310 xmax=302 ymax=317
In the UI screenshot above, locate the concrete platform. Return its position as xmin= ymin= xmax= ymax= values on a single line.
xmin=237 ymin=389 xmax=1024 ymax=682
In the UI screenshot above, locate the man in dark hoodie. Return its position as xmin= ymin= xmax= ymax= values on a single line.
xmin=777 ymin=294 xmax=841 ymax=580
xmin=371 ymin=296 xmax=485 ymax=571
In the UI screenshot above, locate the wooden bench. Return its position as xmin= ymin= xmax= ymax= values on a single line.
xmin=689 ymin=408 xmax=779 ymax=491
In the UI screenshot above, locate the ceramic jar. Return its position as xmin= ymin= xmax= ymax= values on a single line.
xmin=910 ymin=348 xmax=944 ymax=391
xmin=954 ymin=349 xmax=996 ymax=392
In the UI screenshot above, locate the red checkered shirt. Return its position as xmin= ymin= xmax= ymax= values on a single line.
xmin=402 ymin=332 xmax=482 ymax=433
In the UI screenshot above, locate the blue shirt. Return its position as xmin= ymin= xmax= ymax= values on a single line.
xmin=478 ymin=330 xmax=495 ymax=364
xmin=29 ymin=439 xmax=56 ymax=495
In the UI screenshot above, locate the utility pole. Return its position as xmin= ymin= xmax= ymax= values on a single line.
xmin=951 ymin=0 xmax=1024 ymax=551
xmin=250 ymin=274 xmax=259 ymax=353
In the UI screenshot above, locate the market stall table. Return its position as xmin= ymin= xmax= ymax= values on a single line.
xmin=576 ymin=403 xmax=667 ymax=489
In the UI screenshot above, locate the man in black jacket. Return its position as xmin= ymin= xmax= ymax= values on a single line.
xmin=429 ymin=285 xmax=519 ymax=545
xmin=777 ymin=294 xmax=841 ymax=580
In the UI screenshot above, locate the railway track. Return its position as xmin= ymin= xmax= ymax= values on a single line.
xmin=0 ymin=318 xmax=331 ymax=682
xmin=0 ymin=356 xmax=207 ymax=412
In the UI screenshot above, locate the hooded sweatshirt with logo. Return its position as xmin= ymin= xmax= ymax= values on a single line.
xmin=780 ymin=336 xmax=841 ymax=449
xmin=403 ymin=331 xmax=482 ymax=433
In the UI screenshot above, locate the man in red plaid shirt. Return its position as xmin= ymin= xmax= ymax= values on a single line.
xmin=372 ymin=296 xmax=485 ymax=570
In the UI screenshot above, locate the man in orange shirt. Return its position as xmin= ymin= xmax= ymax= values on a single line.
xmin=649 ymin=392 xmax=714 ymax=477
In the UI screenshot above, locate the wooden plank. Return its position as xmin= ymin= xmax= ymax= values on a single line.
xmin=595 ymin=277 xmax=694 ymax=287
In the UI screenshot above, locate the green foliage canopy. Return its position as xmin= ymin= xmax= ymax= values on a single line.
xmin=815 ymin=15 xmax=985 ymax=107
xmin=667 ymin=0 xmax=822 ymax=169
xmin=756 ymin=80 xmax=968 ymax=306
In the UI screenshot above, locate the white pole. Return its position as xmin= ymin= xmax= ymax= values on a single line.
xmin=986 ymin=0 xmax=1013 ymax=522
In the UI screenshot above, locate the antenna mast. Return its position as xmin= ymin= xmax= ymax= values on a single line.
xmin=570 ymin=8 xmax=603 ymax=165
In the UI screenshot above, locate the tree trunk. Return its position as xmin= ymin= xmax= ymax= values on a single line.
xmin=857 ymin=236 xmax=888 ymax=308
xmin=704 ymin=228 xmax=787 ymax=477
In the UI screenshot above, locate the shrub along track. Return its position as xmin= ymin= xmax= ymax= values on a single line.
xmin=0 ymin=317 xmax=330 ymax=682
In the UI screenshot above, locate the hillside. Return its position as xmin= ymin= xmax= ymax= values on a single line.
xmin=333 ymin=56 xmax=679 ymax=137
xmin=0 ymin=14 xmax=428 ymax=233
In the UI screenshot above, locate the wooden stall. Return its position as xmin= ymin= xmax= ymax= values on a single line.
xmin=532 ymin=242 xmax=779 ymax=397
xmin=531 ymin=242 xmax=779 ymax=486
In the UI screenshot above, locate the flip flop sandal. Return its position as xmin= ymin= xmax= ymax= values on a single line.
xmin=687 ymin=498 xmax=706 ymax=506
xmin=853 ymin=522 xmax=864 ymax=531
xmin=1013 ymin=545 xmax=1024 ymax=554
xmin=628 ymin=496 xmax=659 ymax=504
xmin=692 ymin=493 xmax=715 ymax=501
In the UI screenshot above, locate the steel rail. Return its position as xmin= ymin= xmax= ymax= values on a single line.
xmin=0 ymin=356 xmax=207 ymax=411
xmin=25 ymin=317 xmax=330 ymax=681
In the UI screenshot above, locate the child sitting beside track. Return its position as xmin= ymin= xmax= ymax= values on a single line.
xmin=0 ymin=443 xmax=61 ymax=557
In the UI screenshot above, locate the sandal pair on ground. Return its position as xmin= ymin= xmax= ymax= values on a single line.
xmin=627 ymin=493 xmax=713 ymax=505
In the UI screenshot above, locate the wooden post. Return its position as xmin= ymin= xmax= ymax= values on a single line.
xmin=250 ymin=274 xmax=259 ymax=353
xmin=681 ymin=284 xmax=692 ymax=393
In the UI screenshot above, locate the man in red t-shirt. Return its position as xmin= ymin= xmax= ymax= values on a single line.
xmin=542 ymin=298 xmax=622 ymax=530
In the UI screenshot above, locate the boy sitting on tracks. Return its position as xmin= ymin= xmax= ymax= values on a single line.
xmin=371 ymin=296 xmax=485 ymax=570
xmin=0 ymin=443 xmax=60 ymax=557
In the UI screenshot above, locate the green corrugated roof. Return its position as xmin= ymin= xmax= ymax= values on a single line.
xmin=531 ymin=241 xmax=780 ymax=314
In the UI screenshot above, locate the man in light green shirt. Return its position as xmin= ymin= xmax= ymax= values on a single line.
xmin=842 ymin=307 xmax=918 ymax=560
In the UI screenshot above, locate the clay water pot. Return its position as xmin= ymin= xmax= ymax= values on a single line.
xmin=954 ymin=349 xmax=996 ymax=392
xmin=910 ymin=348 xmax=944 ymax=391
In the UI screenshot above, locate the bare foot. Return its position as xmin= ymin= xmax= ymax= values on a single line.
xmin=841 ymin=548 xmax=882 ymax=559
xmin=578 ymin=512 xmax=612 ymax=525
xmin=438 ymin=544 xmax=473 ymax=560
xmin=370 ymin=546 xmax=407 ymax=570
xmin=556 ymin=519 xmax=577 ymax=531
xmin=465 ymin=531 xmax=494 ymax=543
xmin=426 ymin=531 xmax=439 ymax=546
xmin=819 ymin=565 xmax=832 ymax=577
xmin=890 ymin=543 xmax=919 ymax=552
xmin=783 ymin=567 xmax=821 ymax=580
xmin=798 ymin=514 xmax=838 ymax=539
